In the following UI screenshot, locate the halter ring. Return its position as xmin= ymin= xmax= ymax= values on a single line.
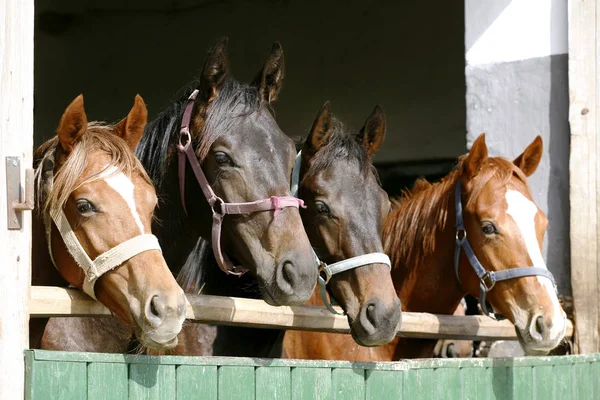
xmin=456 ymin=228 xmax=467 ymax=242
xmin=480 ymin=271 xmax=496 ymax=291
xmin=179 ymin=130 xmax=191 ymax=148
xmin=318 ymin=262 xmax=331 ymax=284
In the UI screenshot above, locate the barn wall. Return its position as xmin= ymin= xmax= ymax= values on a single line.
xmin=465 ymin=0 xmax=570 ymax=294
xmin=34 ymin=0 xmax=466 ymax=164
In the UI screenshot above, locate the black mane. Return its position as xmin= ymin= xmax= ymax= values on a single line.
xmin=135 ymin=77 xmax=262 ymax=192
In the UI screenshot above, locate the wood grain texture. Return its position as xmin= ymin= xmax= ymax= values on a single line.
xmin=568 ymin=0 xmax=600 ymax=354
xmin=29 ymin=286 xmax=574 ymax=341
xmin=0 ymin=0 xmax=34 ymax=399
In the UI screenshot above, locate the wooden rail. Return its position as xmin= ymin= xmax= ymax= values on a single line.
xmin=29 ymin=286 xmax=574 ymax=341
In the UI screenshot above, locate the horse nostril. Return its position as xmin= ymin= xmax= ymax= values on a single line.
xmin=366 ymin=303 xmax=377 ymax=327
xmin=150 ymin=295 xmax=161 ymax=319
xmin=282 ymin=262 xmax=294 ymax=285
xmin=535 ymin=315 xmax=546 ymax=336
xmin=446 ymin=343 xmax=458 ymax=358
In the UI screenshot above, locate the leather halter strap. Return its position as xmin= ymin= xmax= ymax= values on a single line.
xmin=291 ymin=150 xmax=391 ymax=314
xmin=176 ymin=89 xmax=306 ymax=275
xmin=42 ymin=152 xmax=162 ymax=300
xmin=454 ymin=180 xmax=556 ymax=318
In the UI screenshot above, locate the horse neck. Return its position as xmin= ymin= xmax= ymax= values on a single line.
xmin=385 ymin=175 xmax=465 ymax=316
xmin=31 ymin=213 xmax=67 ymax=287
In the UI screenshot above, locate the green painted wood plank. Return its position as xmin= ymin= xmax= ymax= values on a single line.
xmin=129 ymin=364 xmax=176 ymax=399
xmin=25 ymin=350 xmax=36 ymax=400
xmin=291 ymin=367 xmax=332 ymax=400
xmin=176 ymin=365 xmax=217 ymax=400
xmin=533 ymin=365 xmax=554 ymax=400
xmin=88 ymin=362 xmax=128 ymax=400
xmin=403 ymin=368 xmax=435 ymax=400
xmin=365 ymin=370 xmax=403 ymax=400
xmin=332 ymin=368 xmax=364 ymax=400
xmin=490 ymin=366 xmax=508 ymax=400
xmin=553 ymin=364 xmax=571 ymax=400
xmin=433 ymin=366 xmax=462 ymax=399
xmin=591 ymin=360 xmax=600 ymax=399
xmin=571 ymin=362 xmax=590 ymax=400
xmin=256 ymin=366 xmax=291 ymax=400
xmin=462 ymin=367 xmax=491 ymax=400
xmin=28 ymin=360 xmax=87 ymax=400
xmin=509 ymin=366 xmax=533 ymax=400
xmin=218 ymin=366 xmax=255 ymax=400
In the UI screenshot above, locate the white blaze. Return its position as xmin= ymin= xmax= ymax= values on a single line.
xmin=505 ymin=190 xmax=565 ymax=339
xmin=104 ymin=168 xmax=145 ymax=234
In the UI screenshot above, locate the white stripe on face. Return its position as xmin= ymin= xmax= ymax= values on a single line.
xmin=104 ymin=168 xmax=145 ymax=234
xmin=505 ymin=189 xmax=565 ymax=339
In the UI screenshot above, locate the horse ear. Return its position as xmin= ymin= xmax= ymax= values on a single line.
xmin=198 ymin=37 xmax=230 ymax=104
xmin=114 ymin=95 xmax=148 ymax=150
xmin=464 ymin=133 xmax=488 ymax=179
xmin=252 ymin=42 xmax=285 ymax=103
xmin=513 ymin=136 xmax=543 ymax=177
xmin=57 ymin=94 xmax=88 ymax=153
xmin=304 ymin=101 xmax=333 ymax=155
xmin=357 ymin=105 xmax=386 ymax=156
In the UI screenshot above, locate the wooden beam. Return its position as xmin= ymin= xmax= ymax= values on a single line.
xmin=568 ymin=0 xmax=600 ymax=354
xmin=29 ymin=287 xmax=573 ymax=341
xmin=0 ymin=1 xmax=34 ymax=399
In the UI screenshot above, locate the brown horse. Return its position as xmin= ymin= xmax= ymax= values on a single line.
xmin=31 ymin=95 xmax=187 ymax=351
xmin=283 ymin=134 xmax=567 ymax=360
xmin=285 ymin=102 xmax=401 ymax=350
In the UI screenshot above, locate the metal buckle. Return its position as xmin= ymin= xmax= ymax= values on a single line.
xmin=456 ymin=228 xmax=467 ymax=242
xmin=318 ymin=262 xmax=331 ymax=285
xmin=480 ymin=271 xmax=496 ymax=291
xmin=211 ymin=197 xmax=225 ymax=216
xmin=179 ymin=129 xmax=192 ymax=147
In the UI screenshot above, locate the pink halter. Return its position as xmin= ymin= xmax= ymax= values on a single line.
xmin=176 ymin=90 xmax=305 ymax=275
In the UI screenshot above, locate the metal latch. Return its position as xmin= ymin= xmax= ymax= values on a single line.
xmin=6 ymin=156 xmax=34 ymax=230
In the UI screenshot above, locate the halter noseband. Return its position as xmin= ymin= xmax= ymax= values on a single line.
xmin=291 ymin=151 xmax=391 ymax=315
xmin=454 ymin=180 xmax=557 ymax=318
xmin=176 ymin=90 xmax=305 ymax=276
xmin=42 ymin=152 xmax=162 ymax=300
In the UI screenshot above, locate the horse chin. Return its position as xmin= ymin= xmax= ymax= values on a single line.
xmin=134 ymin=325 xmax=179 ymax=351
xmin=514 ymin=326 xmax=558 ymax=356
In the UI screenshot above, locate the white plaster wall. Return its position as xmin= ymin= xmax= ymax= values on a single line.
xmin=465 ymin=0 xmax=570 ymax=293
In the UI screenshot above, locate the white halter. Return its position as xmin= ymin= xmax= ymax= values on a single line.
xmin=291 ymin=151 xmax=392 ymax=314
xmin=42 ymin=151 xmax=162 ymax=300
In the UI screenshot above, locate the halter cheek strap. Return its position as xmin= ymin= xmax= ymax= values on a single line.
xmin=176 ymin=89 xmax=306 ymax=276
xmin=454 ymin=180 xmax=556 ymax=318
xmin=291 ymin=151 xmax=392 ymax=315
xmin=42 ymin=152 xmax=163 ymax=300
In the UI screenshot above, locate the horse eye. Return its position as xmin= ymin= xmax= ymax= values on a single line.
xmin=315 ymin=201 xmax=331 ymax=216
xmin=214 ymin=152 xmax=232 ymax=166
xmin=76 ymin=199 xmax=97 ymax=215
xmin=482 ymin=222 xmax=497 ymax=235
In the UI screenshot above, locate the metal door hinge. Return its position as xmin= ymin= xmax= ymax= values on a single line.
xmin=6 ymin=156 xmax=34 ymax=230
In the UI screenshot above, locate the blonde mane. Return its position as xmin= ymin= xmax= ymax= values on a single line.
xmin=35 ymin=121 xmax=153 ymax=226
xmin=383 ymin=155 xmax=529 ymax=271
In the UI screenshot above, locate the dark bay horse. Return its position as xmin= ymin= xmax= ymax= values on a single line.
xmin=135 ymin=38 xmax=316 ymax=306
xmin=283 ymin=134 xmax=567 ymax=360
xmin=32 ymin=95 xmax=187 ymax=351
xmin=285 ymin=102 xmax=401 ymax=351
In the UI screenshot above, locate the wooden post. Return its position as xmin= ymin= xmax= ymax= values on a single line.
xmin=568 ymin=0 xmax=600 ymax=354
xmin=0 ymin=0 xmax=34 ymax=398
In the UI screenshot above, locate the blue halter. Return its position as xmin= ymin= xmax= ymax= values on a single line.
xmin=453 ymin=180 xmax=557 ymax=318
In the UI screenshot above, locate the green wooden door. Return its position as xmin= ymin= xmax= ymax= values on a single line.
xmin=25 ymin=350 xmax=600 ymax=400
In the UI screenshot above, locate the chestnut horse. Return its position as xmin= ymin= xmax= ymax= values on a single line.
xmin=283 ymin=134 xmax=567 ymax=360
xmin=31 ymin=95 xmax=187 ymax=351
